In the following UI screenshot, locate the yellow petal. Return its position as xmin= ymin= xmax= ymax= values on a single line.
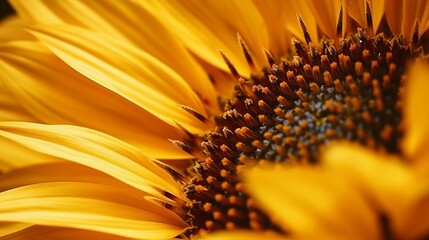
xmin=346 ymin=0 xmax=385 ymax=33
xmin=136 ymin=0 xmax=269 ymax=77
xmin=0 ymin=40 xmax=190 ymax=159
xmin=245 ymin=166 xmax=380 ymax=239
xmin=322 ymin=143 xmax=412 ymax=214
xmin=369 ymin=0 xmax=385 ymax=33
xmin=384 ymin=0 xmax=403 ymax=36
xmin=28 ymin=24 xmax=208 ymax=133
xmin=201 ymin=230 xmax=286 ymax=240
xmin=0 ymin=122 xmax=183 ymax=200
xmin=0 ymin=135 xmax=60 ymax=173
xmin=0 ymin=222 xmax=32 ymax=237
xmin=0 ymin=80 xmax=36 ymax=122
xmin=392 ymin=171 xmax=429 ymax=240
xmin=345 ymin=0 xmax=365 ymax=28
xmin=305 ymin=0 xmax=341 ymax=38
xmin=2 ymin=226 xmax=134 ymax=240
xmin=0 ymin=162 xmax=141 ymax=192
xmin=402 ymin=0 xmax=429 ymax=38
xmin=10 ymin=0 xmax=218 ymax=113
xmin=0 ymin=16 xmax=34 ymax=43
xmin=250 ymin=0 xmax=292 ymax=60
xmin=403 ymin=62 xmax=429 ymax=160
xmin=0 ymin=182 xmax=187 ymax=239
xmin=385 ymin=0 xmax=429 ymax=40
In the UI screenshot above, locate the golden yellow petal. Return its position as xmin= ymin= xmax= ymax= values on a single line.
xmin=346 ymin=0 xmax=385 ymax=32
xmin=391 ymin=181 xmax=429 ymax=239
xmin=0 ymin=16 xmax=34 ymax=43
xmin=385 ymin=0 xmax=429 ymax=40
xmin=201 ymin=230 xmax=286 ymax=240
xmin=250 ymin=0 xmax=292 ymax=60
xmin=0 ymin=136 xmax=60 ymax=173
xmin=369 ymin=0 xmax=385 ymax=33
xmin=28 ymin=24 xmax=208 ymax=133
xmin=403 ymin=62 xmax=429 ymax=160
xmin=0 ymin=40 xmax=190 ymax=159
xmin=321 ymin=143 xmax=412 ymax=216
xmin=282 ymin=1 xmax=319 ymax=44
xmin=245 ymin=166 xmax=380 ymax=239
xmin=402 ymin=0 xmax=429 ymax=38
xmin=305 ymin=0 xmax=341 ymax=38
xmin=2 ymin=226 xmax=134 ymax=240
xmin=0 ymin=122 xmax=183 ymax=200
xmin=10 ymin=0 xmax=218 ymax=113
xmin=136 ymin=0 xmax=269 ymax=77
xmin=0 ymin=222 xmax=32 ymax=237
xmin=345 ymin=0 xmax=364 ymax=28
xmin=0 ymin=182 xmax=188 ymax=239
xmin=384 ymin=0 xmax=403 ymax=36
xmin=0 ymin=81 xmax=36 ymax=122
xmin=0 ymin=162 xmax=141 ymax=193
xmin=346 ymin=0 xmax=384 ymax=33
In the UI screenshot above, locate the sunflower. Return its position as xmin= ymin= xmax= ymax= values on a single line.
xmin=202 ymin=63 xmax=429 ymax=240
xmin=0 ymin=0 xmax=428 ymax=239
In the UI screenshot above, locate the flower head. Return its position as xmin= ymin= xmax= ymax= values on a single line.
xmin=0 ymin=0 xmax=428 ymax=239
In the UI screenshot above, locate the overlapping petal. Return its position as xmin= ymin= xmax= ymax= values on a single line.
xmin=385 ymin=0 xmax=429 ymax=40
xmin=1 ymin=226 xmax=134 ymax=240
xmin=321 ymin=144 xmax=412 ymax=216
xmin=305 ymin=0 xmax=341 ymax=38
xmin=0 ymin=122 xmax=183 ymax=200
xmin=10 ymin=0 xmax=218 ymax=113
xmin=346 ymin=0 xmax=385 ymax=33
xmin=136 ymin=0 xmax=269 ymax=77
xmin=0 ymin=182 xmax=188 ymax=239
xmin=0 ymin=40 xmax=193 ymax=159
xmin=0 ymin=16 xmax=34 ymax=43
xmin=0 ymin=135 xmax=60 ymax=173
xmin=245 ymin=165 xmax=380 ymax=240
xmin=0 ymin=222 xmax=32 ymax=238
xmin=27 ymin=24 xmax=209 ymax=133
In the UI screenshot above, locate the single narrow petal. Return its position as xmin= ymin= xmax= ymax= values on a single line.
xmin=403 ymin=62 xmax=429 ymax=160
xmin=10 ymin=0 xmax=218 ymax=113
xmin=0 ymin=40 xmax=190 ymax=159
xmin=201 ymin=230 xmax=286 ymax=240
xmin=28 ymin=24 xmax=208 ymax=133
xmin=1 ymin=226 xmax=134 ymax=240
xmin=369 ymin=0 xmax=385 ymax=33
xmin=384 ymin=0 xmax=403 ymax=36
xmin=245 ymin=166 xmax=380 ymax=239
xmin=0 ymin=182 xmax=188 ymax=239
xmin=0 ymin=122 xmax=183 ymax=200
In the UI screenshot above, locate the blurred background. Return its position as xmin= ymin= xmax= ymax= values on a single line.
xmin=0 ymin=0 xmax=14 ymax=20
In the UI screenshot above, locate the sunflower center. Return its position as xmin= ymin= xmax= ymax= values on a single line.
xmin=175 ymin=28 xmax=422 ymax=237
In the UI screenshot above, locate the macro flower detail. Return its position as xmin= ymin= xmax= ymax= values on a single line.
xmin=0 ymin=0 xmax=429 ymax=240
